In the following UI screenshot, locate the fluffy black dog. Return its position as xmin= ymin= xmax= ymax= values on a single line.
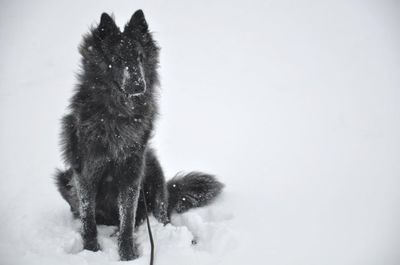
xmin=54 ymin=10 xmax=223 ymax=261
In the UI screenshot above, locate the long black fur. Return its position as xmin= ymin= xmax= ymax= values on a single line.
xmin=54 ymin=10 xmax=224 ymax=261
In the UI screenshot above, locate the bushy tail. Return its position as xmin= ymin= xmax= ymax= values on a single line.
xmin=167 ymin=172 xmax=224 ymax=214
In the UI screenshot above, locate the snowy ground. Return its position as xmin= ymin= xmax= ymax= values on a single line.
xmin=1 ymin=0 xmax=400 ymax=264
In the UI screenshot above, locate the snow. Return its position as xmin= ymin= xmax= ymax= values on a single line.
xmin=1 ymin=0 xmax=400 ymax=265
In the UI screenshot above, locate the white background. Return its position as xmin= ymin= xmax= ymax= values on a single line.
xmin=0 ymin=0 xmax=399 ymax=264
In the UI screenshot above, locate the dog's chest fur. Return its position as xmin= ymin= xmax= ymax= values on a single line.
xmin=74 ymin=89 xmax=156 ymax=160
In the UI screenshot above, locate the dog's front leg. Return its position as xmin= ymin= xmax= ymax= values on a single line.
xmin=74 ymin=165 xmax=103 ymax=252
xmin=116 ymin=157 xmax=143 ymax=261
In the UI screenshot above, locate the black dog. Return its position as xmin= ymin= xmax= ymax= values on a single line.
xmin=54 ymin=10 xmax=223 ymax=261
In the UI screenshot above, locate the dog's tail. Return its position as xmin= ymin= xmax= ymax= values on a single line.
xmin=167 ymin=172 xmax=224 ymax=214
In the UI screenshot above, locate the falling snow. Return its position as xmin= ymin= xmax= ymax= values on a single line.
xmin=0 ymin=2 xmax=399 ymax=265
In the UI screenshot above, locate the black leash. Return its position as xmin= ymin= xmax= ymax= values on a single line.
xmin=141 ymin=189 xmax=154 ymax=265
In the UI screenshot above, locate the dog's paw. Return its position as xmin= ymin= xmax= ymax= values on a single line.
xmin=119 ymin=246 xmax=139 ymax=261
xmin=119 ymin=239 xmax=139 ymax=261
xmin=120 ymin=251 xmax=139 ymax=261
xmin=154 ymin=203 xmax=170 ymax=225
xmin=83 ymin=239 xmax=100 ymax=252
xmin=156 ymin=213 xmax=170 ymax=226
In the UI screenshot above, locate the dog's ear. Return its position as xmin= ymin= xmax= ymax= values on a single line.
xmin=124 ymin=10 xmax=149 ymax=35
xmin=97 ymin=13 xmax=119 ymax=39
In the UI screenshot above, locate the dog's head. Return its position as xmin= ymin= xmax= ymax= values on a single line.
xmin=79 ymin=10 xmax=159 ymax=96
